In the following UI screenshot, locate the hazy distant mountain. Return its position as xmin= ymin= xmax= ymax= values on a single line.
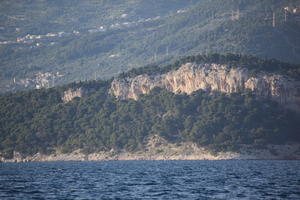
xmin=1 ymin=0 xmax=300 ymax=93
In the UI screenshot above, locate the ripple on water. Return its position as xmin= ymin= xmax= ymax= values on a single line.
xmin=0 ymin=160 xmax=300 ymax=199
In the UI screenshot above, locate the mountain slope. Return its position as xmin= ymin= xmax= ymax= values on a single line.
xmin=0 ymin=55 xmax=299 ymax=159
xmin=1 ymin=0 xmax=300 ymax=93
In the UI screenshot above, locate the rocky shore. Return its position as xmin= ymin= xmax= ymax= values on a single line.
xmin=1 ymin=135 xmax=300 ymax=162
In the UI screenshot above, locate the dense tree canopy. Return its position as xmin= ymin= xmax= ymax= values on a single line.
xmin=0 ymin=79 xmax=299 ymax=158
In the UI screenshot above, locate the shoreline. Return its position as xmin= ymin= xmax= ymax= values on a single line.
xmin=2 ymin=158 xmax=300 ymax=163
xmin=2 ymin=143 xmax=300 ymax=163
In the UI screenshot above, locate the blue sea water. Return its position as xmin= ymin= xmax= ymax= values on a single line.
xmin=0 ymin=160 xmax=299 ymax=200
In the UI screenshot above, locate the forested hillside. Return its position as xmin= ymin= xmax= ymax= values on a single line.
xmin=0 ymin=55 xmax=299 ymax=159
xmin=1 ymin=0 xmax=300 ymax=93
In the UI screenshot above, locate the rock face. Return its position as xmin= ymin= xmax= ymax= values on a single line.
xmin=62 ymin=88 xmax=86 ymax=103
xmin=110 ymin=63 xmax=300 ymax=111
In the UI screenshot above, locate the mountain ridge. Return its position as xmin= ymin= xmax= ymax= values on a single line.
xmin=111 ymin=62 xmax=300 ymax=112
xmin=1 ymin=0 xmax=300 ymax=93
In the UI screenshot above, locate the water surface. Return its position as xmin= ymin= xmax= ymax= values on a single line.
xmin=0 ymin=160 xmax=299 ymax=199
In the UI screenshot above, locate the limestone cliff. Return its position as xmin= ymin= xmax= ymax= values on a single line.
xmin=110 ymin=63 xmax=300 ymax=111
xmin=62 ymin=88 xmax=86 ymax=103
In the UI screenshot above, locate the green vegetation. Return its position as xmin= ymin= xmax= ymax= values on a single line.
xmin=0 ymin=55 xmax=299 ymax=158
xmin=1 ymin=0 xmax=300 ymax=93
xmin=119 ymin=54 xmax=300 ymax=79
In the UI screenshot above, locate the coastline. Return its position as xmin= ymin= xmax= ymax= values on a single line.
xmin=1 ymin=138 xmax=300 ymax=162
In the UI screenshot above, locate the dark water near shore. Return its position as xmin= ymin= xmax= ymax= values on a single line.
xmin=0 ymin=160 xmax=300 ymax=200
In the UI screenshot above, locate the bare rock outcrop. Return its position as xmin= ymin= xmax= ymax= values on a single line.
xmin=110 ymin=63 xmax=300 ymax=111
xmin=62 ymin=88 xmax=86 ymax=103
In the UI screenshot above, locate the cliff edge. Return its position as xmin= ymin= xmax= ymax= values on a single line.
xmin=111 ymin=63 xmax=300 ymax=111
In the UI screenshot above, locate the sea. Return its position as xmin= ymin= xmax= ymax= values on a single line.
xmin=0 ymin=160 xmax=299 ymax=199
